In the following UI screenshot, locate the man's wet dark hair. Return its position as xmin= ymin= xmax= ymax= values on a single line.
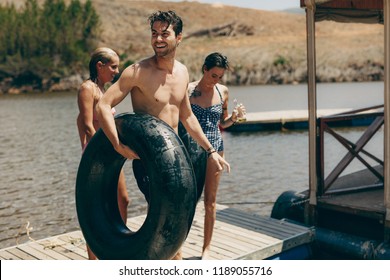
xmin=202 ymin=52 xmax=230 ymax=73
xmin=148 ymin=10 xmax=183 ymax=36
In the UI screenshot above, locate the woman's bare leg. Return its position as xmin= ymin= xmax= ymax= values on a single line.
xmin=202 ymin=152 xmax=223 ymax=260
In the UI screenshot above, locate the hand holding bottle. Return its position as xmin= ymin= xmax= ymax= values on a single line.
xmin=233 ymin=98 xmax=247 ymax=122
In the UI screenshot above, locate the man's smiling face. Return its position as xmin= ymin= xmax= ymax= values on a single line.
xmin=151 ymin=21 xmax=182 ymax=57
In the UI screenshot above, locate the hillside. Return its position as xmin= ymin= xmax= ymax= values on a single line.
xmin=0 ymin=0 xmax=385 ymax=87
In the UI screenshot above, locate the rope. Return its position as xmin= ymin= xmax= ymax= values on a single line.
xmin=219 ymin=201 xmax=275 ymax=205
xmin=15 ymin=221 xmax=36 ymax=245
xmin=14 ymin=221 xmax=84 ymax=250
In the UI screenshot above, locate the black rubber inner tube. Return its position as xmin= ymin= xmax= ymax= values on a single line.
xmin=75 ymin=113 xmax=207 ymax=260
xmin=132 ymin=121 xmax=207 ymax=203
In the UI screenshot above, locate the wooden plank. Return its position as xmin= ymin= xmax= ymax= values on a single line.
xmin=0 ymin=205 xmax=313 ymax=260
xmin=212 ymin=220 xmax=279 ymax=245
xmin=203 ymin=231 xmax=254 ymax=254
xmin=54 ymin=234 xmax=89 ymax=260
xmin=0 ymin=249 xmax=22 ymax=260
xmin=185 ymin=230 xmax=242 ymax=258
xmin=212 ymin=224 xmax=282 ymax=256
xmin=223 ymin=208 xmax=311 ymax=236
xmin=181 ymin=243 xmax=202 ymax=259
xmin=127 ymin=207 xmax=274 ymax=259
xmin=217 ymin=209 xmax=309 ymax=240
xmin=189 ymin=221 xmax=259 ymax=252
xmin=189 ymin=207 xmax=280 ymax=256
xmin=218 ymin=207 xmax=308 ymax=233
xmin=57 ymin=235 xmax=88 ymax=259
xmin=26 ymin=239 xmax=72 ymax=260
xmin=15 ymin=244 xmax=55 ymax=260
xmin=50 ymin=244 xmax=85 ymax=260
xmin=6 ymin=247 xmax=37 ymax=260
xmin=125 ymin=212 xmax=239 ymax=259
xmin=237 ymin=243 xmax=285 ymax=260
xmin=186 ymin=208 xmax=298 ymax=260
xmin=215 ymin=208 xmax=314 ymax=258
xmin=224 ymin=207 xmax=309 ymax=233
xmin=216 ymin=224 xmax=275 ymax=248
xmin=127 ymin=211 xmax=242 ymax=259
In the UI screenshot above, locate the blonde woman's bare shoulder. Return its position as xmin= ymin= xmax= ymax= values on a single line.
xmin=78 ymin=80 xmax=98 ymax=99
xmin=79 ymin=80 xmax=95 ymax=93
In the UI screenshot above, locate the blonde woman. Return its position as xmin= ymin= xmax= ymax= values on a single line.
xmin=76 ymin=47 xmax=130 ymax=260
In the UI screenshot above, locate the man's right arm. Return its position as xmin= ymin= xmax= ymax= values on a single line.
xmin=96 ymin=67 xmax=140 ymax=159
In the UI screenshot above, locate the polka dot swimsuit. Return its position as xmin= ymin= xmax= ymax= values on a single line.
xmin=191 ymin=86 xmax=224 ymax=152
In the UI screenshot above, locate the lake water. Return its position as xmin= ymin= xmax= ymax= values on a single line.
xmin=0 ymin=82 xmax=384 ymax=249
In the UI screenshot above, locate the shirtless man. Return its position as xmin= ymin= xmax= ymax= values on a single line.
xmin=96 ymin=11 xmax=230 ymax=260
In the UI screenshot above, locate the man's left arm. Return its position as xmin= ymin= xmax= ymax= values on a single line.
xmin=179 ymin=94 xmax=230 ymax=173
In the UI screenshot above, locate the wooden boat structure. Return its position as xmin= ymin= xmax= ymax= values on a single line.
xmin=270 ymin=0 xmax=390 ymax=259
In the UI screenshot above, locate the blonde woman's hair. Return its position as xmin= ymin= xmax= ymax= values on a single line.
xmin=89 ymin=47 xmax=118 ymax=83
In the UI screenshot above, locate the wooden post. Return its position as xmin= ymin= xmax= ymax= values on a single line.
xmin=305 ymin=0 xmax=318 ymax=225
xmin=384 ymin=0 xmax=390 ymax=243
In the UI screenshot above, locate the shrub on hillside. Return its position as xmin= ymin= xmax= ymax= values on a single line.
xmin=0 ymin=0 xmax=100 ymax=90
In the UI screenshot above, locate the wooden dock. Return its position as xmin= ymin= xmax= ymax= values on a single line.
xmin=227 ymin=108 xmax=382 ymax=132
xmin=0 ymin=204 xmax=314 ymax=260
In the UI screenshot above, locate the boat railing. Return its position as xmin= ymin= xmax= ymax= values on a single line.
xmin=317 ymin=104 xmax=384 ymax=196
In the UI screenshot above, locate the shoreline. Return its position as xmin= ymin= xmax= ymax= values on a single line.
xmin=0 ymin=60 xmax=385 ymax=95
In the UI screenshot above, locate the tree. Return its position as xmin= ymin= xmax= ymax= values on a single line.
xmin=0 ymin=0 xmax=100 ymax=89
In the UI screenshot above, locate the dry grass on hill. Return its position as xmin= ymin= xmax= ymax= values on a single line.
xmin=1 ymin=0 xmax=385 ymax=84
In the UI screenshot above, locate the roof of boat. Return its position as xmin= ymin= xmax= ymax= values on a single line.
xmin=300 ymin=0 xmax=383 ymax=23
